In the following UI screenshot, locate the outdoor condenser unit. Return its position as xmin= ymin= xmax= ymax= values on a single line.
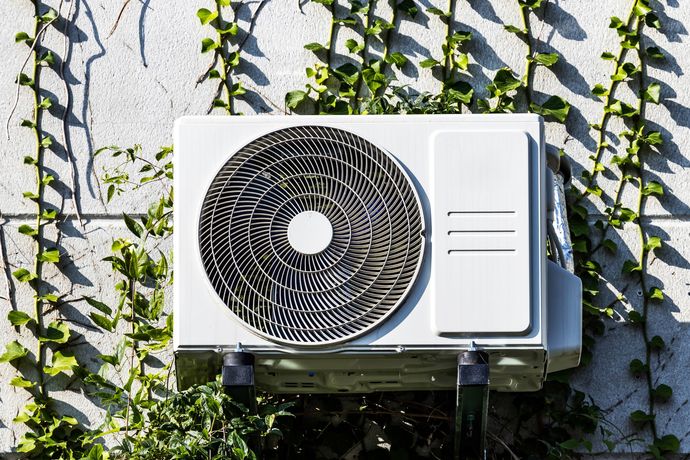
xmin=173 ymin=114 xmax=581 ymax=396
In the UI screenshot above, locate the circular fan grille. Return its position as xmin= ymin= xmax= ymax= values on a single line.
xmin=198 ymin=126 xmax=425 ymax=345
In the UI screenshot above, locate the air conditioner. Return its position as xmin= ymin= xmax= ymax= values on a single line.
xmin=173 ymin=114 xmax=581 ymax=394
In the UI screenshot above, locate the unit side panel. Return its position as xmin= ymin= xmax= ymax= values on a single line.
xmin=430 ymin=130 xmax=532 ymax=334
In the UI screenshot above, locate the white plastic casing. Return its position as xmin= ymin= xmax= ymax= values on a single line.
xmin=173 ymin=114 xmax=581 ymax=393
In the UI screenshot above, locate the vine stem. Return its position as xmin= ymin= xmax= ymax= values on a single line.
xmin=518 ymin=2 xmax=533 ymax=107
xmin=354 ymin=0 xmax=377 ymax=108
xmin=576 ymin=3 xmax=638 ymax=204
xmin=27 ymin=1 xmax=47 ymax=400
xmin=326 ymin=0 xmax=337 ymax=69
xmin=443 ymin=0 xmax=458 ymax=83
xmin=376 ymin=0 xmax=400 ymax=98
xmin=632 ymin=20 xmax=659 ymax=442
xmin=215 ymin=1 xmax=235 ymax=115
xmin=124 ymin=276 xmax=137 ymax=433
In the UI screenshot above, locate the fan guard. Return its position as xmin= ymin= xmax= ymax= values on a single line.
xmin=198 ymin=126 xmax=425 ymax=345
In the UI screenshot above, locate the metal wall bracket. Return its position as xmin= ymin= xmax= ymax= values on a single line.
xmin=454 ymin=344 xmax=490 ymax=460
xmin=221 ymin=350 xmax=257 ymax=414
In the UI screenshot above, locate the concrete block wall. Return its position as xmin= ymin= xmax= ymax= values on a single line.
xmin=0 ymin=0 xmax=688 ymax=455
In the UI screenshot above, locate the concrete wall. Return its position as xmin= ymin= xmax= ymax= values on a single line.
xmin=0 ymin=0 xmax=688 ymax=455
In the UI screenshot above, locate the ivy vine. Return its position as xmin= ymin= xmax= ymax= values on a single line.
xmin=1 ymin=1 xmax=87 ymax=457
xmin=0 ymin=0 xmax=685 ymax=458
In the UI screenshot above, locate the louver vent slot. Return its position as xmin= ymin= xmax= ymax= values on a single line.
xmin=198 ymin=126 xmax=425 ymax=345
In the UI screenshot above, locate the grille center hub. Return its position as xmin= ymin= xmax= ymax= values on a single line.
xmin=287 ymin=211 xmax=333 ymax=255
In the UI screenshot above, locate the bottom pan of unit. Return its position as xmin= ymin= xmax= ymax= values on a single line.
xmin=176 ymin=348 xmax=547 ymax=393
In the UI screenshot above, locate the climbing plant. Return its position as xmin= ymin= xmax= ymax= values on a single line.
xmin=0 ymin=1 xmax=90 ymax=457
xmin=0 ymin=0 xmax=684 ymax=458
xmin=197 ymin=0 xmax=245 ymax=114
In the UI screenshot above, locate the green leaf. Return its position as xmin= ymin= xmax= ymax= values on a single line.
xmin=591 ymin=84 xmax=609 ymax=98
xmin=196 ymin=8 xmax=218 ymax=25
xmin=218 ymin=22 xmax=239 ymax=35
xmin=200 ymin=38 xmax=219 ymax=53
xmin=646 ymin=46 xmax=664 ymax=60
xmin=44 ymin=350 xmax=78 ymax=376
xmin=533 ymin=52 xmax=559 ymax=67
xmin=333 ymin=63 xmax=359 ymax=86
xmin=622 ymin=260 xmax=641 ymax=274
xmin=39 ymin=7 xmax=58 ymax=22
xmin=559 ymin=438 xmax=581 ymax=451
xmin=454 ymin=52 xmax=469 ymax=71
xmin=519 ymin=0 xmax=543 ymax=8
xmin=285 ymin=90 xmax=309 ymax=109
xmin=445 ymin=80 xmax=474 ymax=105
xmin=39 ymin=294 xmax=59 ymax=303
xmin=18 ymin=73 xmax=34 ymax=87
xmin=611 ymin=62 xmax=639 ymax=81
xmin=492 ymin=68 xmax=522 ymax=94
xmin=8 ymin=311 xmax=32 ymax=326
xmin=90 ymin=312 xmax=113 ymax=332
xmin=426 ymin=7 xmax=450 ymax=18
xmin=629 ymin=358 xmax=647 ymax=374
xmin=655 ymin=435 xmax=680 ymax=453
xmin=645 ymin=13 xmax=661 ymax=29
xmin=530 ymin=96 xmax=571 ymax=123
xmin=38 ymin=97 xmax=53 ymax=109
xmin=504 ymin=24 xmax=525 ymax=35
xmin=123 ymin=213 xmax=144 ymax=238
xmin=633 ymin=1 xmax=652 ymax=16
xmin=607 ymin=99 xmax=638 ymax=118
xmin=37 ymin=248 xmax=60 ymax=263
xmin=601 ymin=52 xmax=615 ymax=60
xmin=385 ymin=52 xmax=408 ymax=69
xmin=83 ymin=296 xmax=112 ymax=315
xmin=12 ymin=268 xmax=37 ymax=283
xmin=38 ymin=51 xmax=55 ymax=67
xmin=345 ymin=39 xmax=364 ymax=54
xmin=420 ymin=58 xmax=440 ymax=68
xmin=15 ymin=32 xmax=31 ymax=43
xmin=642 ymin=82 xmax=661 ymax=104
xmin=230 ymin=81 xmax=246 ymax=96
xmin=609 ymin=16 xmax=624 ymax=29
xmin=644 ymin=236 xmax=662 ymax=252
xmin=334 ymin=16 xmax=357 ymax=25
xmin=18 ymin=224 xmax=37 ymax=237
xmin=10 ymin=376 xmax=34 ymax=388
xmin=649 ymin=335 xmax=665 ymax=351
xmin=350 ymin=1 xmax=368 ymax=14
xmin=365 ymin=19 xmax=394 ymax=36
xmin=641 ymin=181 xmax=663 ymax=197
xmin=0 ymin=341 xmax=28 ymax=363
xmin=630 ymin=410 xmax=654 ymax=423
xmin=40 ymin=321 xmax=70 ymax=344
xmin=397 ymin=0 xmax=418 ymax=17
xmin=304 ymin=42 xmax=327 ymax=52
xmin=648 ymin=287 xmax=664 ymax=302
xmin=644 ymin=131 xmax=663 ymax=146
xmin=628 ymin=310 xmax=644 ymax=324
xmin=41 ymin=209 xmax=57 ymax=220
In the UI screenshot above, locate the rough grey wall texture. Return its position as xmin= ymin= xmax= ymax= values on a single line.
xmin=0 ymin=0 xmax=688 ymax=455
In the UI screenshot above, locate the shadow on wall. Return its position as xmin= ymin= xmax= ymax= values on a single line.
xmin=2 ymin=0 xmax=690 ymax=454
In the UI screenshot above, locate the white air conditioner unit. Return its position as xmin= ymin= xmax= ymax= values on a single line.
xmin=173 ymin=114 xmax=581 ymax=394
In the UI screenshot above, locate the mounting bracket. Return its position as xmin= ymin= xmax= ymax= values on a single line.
xmin=221 ymin=349 xmax=257 ymax=414
xmin=454 ymin=343 xmax=490 ymax=460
